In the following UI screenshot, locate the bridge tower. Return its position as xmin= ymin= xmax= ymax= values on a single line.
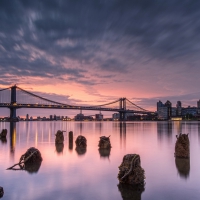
xmin=119 ymin=98 xmax=126 ymax=121
xmin=10 ymin=85 xmax=18 ymax=121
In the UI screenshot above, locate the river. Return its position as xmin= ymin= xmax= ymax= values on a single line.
xmin=0 ymin=121 xmax=200 ymax=200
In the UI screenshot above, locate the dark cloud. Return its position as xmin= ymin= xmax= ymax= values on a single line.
xmin=1 ymin=1 xmax=200 ymax=72
xmin=0 ymin=0 xmax=200 ymax=109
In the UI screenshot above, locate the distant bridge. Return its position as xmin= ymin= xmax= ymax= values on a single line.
xmin=0 ymin=85 xmax=154 ymax=121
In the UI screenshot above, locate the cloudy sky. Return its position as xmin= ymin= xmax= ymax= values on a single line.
xmin=0 ymin=0 xmax=200 ymax=116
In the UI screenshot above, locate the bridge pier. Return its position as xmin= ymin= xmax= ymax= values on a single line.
xmin=9 ymin=85 xmax=18 ymax=121
xmin=10 ymin=108 xmax=17 ymax=120
xmin=119 ymin=112 xmax=126 ymax=121
xmin=119 ymin=98 xmax=126 ymax=121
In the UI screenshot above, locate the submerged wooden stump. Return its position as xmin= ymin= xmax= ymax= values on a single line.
xmin=118 ymin=154 xmax=145 ymax=186
xmin=55 ymin=130 xmax=64 ymax=144
xmin=0 ymin=129 xmax=7 ymax=138
xmin=0 ymin=187 xmax=4 ymax=198
xmin=7 ymin=147 xmax=42 ymax=173
xmin=20 ymin=147 xmax=43 ymax=164
xmin=69 ymin=131 xmax=73 ymax=150
xmin=21 ymin=147 xmax=43 ymax=173
xmin=75 ymin=135 xmax=87 ymax=148
xmin=174 ymin=133 xmax=190 ymax=158
xmin=98 ymin=136 xmax=111 ymax=149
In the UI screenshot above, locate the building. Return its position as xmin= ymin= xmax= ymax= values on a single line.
xmin=182 ymin=106 xmax=197 ymax=116
xmin=157 ymin=100 xmax=172 ymax=120
xmin=53 ymin=115 xmax=56 ymax=120
xmin=75 ymin=113 xmax=85 ymax=121
xmin=157 ymin=100 xmax=164 ymax=111
xmin=171 ymin=107 xmax=177 ymax=117
xmin=165 ymin=100 xmax=172 ymax=119
xmin=95 ymin=113 xmax=103 ymax=121
xmin=112 ymin=113 xmax=120 ymax=120
xmin=26 ymin=114 xmax=29 ymax=121
xmin=157 ymin=106 xmax=168 ymax=120
xmin=176 ymin=101 xmax=182 ymax=116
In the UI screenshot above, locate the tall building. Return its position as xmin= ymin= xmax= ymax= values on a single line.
xmin=53 ymin=114 xmax=56 ymax=120
xmin=177 ymin=101 xmax=182 ymax=107
xmin=176 ymin=101 xmax=182 ymax=116
xmin=157 ymin=100 xmax=172 ymax=120
xmin=157 ymin=100 xmax=164 ymax=111
xmin=26 ymin=114 xmax=29 ymax=121
xmin=165 ymin=100 xmax=172 ymax=119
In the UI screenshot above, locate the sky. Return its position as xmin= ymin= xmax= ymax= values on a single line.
xmin=0 ymin=0 xmax=200 ymax=117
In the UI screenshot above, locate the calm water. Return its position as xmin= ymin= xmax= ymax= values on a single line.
xmin=0 ymin=121 xmax=200 ymax=200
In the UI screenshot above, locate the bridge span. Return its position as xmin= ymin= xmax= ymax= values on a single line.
xmin=0 ymin=85 xmax=154 ymax=121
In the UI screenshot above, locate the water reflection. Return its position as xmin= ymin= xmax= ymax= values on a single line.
xmin=175 ymin=157 xmax=190 ymax=179
xmin=99 ymin=148 xmax=111 ymax=159
xmin=55 ymin=143 xmax=64 ymax=154
xmin=174 ymin=121 xmax=182 ymax=134
xmin=157 ymin=122 xmax=172 ymax=142
xmin=118 ymin=183 xmax=144 ymax=200
xmin=10 ymin=122 xmax=16 ymax=154
xmin=95 ymin=122 xmax=102 ymax=135
xmin=76 ymin=122 xmax=83 ymax=135
xmin=0 ymin=137 xmax=7 ymax=144
xmin=24 ymin=160 xmax=42 ymax=174
xmin=198 ymin=123 xmax=200 ymax=144
xmin=113 ymin=122 xmax=126 ymax=149
xmin=75 ymin=147 xmax=87 ymax=156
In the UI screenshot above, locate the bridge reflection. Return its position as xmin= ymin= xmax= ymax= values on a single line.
xmin=10 ymin=122 xmax=16 ymax=154
xmin=113 ymin=122 xmax=126 ymax=149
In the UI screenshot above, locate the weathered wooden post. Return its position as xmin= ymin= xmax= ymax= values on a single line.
xmin=55 ymin=130 xmax=64 ymax=144
xmin=118 ymin=154 xmax=145 ymax=186
xmin=7 ymin=147 xmax=43 ymax=173
xmin=75 ymin=135 xmax=87 ymax=156
xmin=69 ymin=131 xmax=73 ymax=150
xmin=174 ymin=133 xmax=190 ymax=158
xmin=98 ymin=135 xmax=111 ymax=149
xmin=75 ymin=135 xmax=87 ymax=148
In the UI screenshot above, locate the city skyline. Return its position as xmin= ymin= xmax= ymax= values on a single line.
xmin=1 ymin=1 xmax=200 ymax=116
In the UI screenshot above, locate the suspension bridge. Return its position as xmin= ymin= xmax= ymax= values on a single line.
xmin=0 ymin=85 xmax=154 ymax=121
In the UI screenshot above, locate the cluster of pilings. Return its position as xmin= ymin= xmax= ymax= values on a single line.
xmin=2 ymin=128 xmax=191 ymax=199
